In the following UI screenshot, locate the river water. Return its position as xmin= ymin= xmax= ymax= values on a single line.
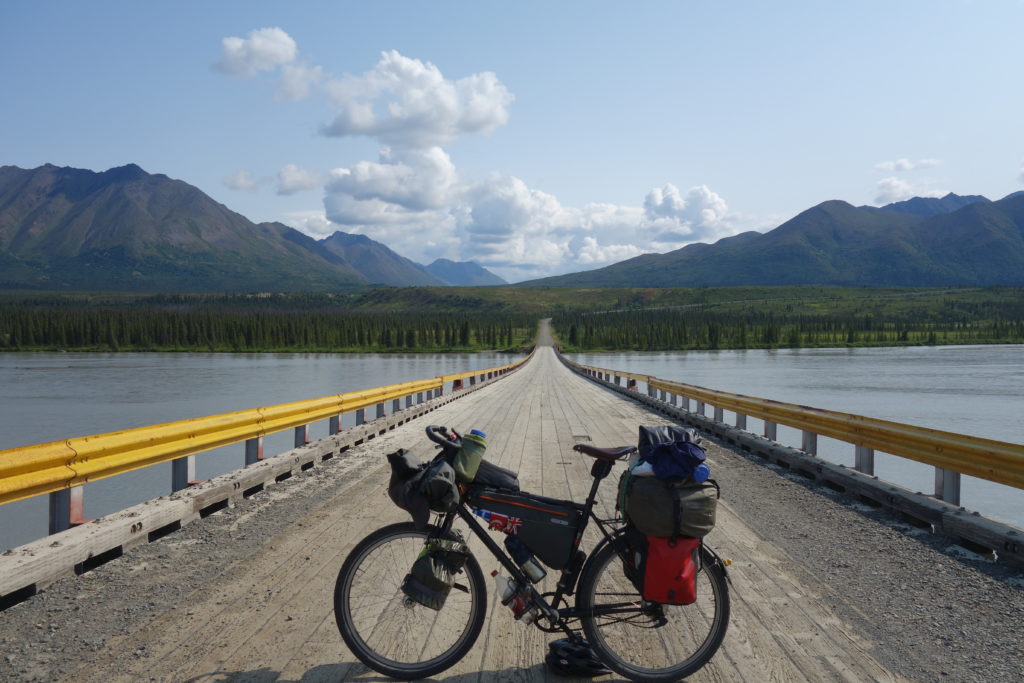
xmin=0 ymin=352 xmax=514 ymax=550
xmin=1 ymin=346 xmax=1021 ymax=551
xmin=567 ymin=345 xmax=1024 ymax=530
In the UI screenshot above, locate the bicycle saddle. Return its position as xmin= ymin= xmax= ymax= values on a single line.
xmin=573 ymin=444 xmax=637 ymax=462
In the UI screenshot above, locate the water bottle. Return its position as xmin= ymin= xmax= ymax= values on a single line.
xmin=504 ymin=536 xmax=547 ymax=584
xmin=490 ymin=571 xmax=537 ymax=624
xmin=454 ymin=429 xmax=488 ymax=482
xmin=693 ymin=463 xmax=710 ymax=482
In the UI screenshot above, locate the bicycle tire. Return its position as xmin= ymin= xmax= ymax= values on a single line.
xmin=577 ymin=538 xmax=730 ymax=682
xmin=333 ymin=521 xmax=487 ymax=680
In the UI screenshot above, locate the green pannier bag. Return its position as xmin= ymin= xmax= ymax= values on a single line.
xmin=400 ymin=534 xmax=471 ymax=610
xmin=619 ymin=472 xmax=719 ymax=538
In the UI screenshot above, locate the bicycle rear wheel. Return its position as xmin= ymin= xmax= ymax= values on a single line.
xmin=577 ymin=539 xmax=729 ymax=682
xmin=333 ymin=522 xmax=487 ymax=680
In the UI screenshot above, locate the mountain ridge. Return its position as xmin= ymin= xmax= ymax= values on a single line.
xmin=522 ymin=193 xmax=1024 ymax=287
xmin=0 ymin=164 xmax=503 ymax=291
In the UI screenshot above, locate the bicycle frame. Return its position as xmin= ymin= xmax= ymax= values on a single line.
xmin=432 ymin=456 xmax=631 ymax=638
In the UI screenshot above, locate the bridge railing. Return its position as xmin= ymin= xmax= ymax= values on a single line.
xmin=559 ymin=357 xmax=1024 ymax=504
xmin=0 ymin=354 xmax=530 ymax=536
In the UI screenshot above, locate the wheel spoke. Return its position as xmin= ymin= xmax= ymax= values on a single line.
xmin=334 ymin=522 xmax=487 ymax=679
xmin=579 ymin=538 xmax=730 ymax=681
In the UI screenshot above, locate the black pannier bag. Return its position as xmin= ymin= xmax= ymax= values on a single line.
xmin=400 ymin=532 xmax=471 ymax=610
xmin=386 ymin=449 xmax=460 ymax=529
xmin=465 ymin=487 xmax=581 ymax=569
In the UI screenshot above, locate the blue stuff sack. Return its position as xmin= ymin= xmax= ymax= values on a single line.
xmin=637 ymin=426 xmax=706 ymax=481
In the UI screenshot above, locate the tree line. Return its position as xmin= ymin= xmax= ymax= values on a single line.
xmin=554 ymin=296 xmax=1024 ymax=351
xmin=0 ymin=305 xmax=535 ymax=353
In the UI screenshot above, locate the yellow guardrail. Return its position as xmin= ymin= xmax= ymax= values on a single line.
xmin=564 ymin=358 xmax=1024 ymax=491
xmin=0 ymin=355 xmax=530 ymax=507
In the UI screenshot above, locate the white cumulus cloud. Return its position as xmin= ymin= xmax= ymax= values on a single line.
xmin=874 ymin=158 xmax=941 ymax=172
xmin=277 ymin=164 xmax=324 ymax=195
xmin=642 ymin=184 xmax=729 ymax=245
xmin=223 ymin=169 xmax=263 ymax=191
xmin=576 ymin=236 xmax=646 ymax=265
xmin=321 ymin=51 xmax=514 ymax=148
xmin=216 ymin=27 xmax=297 ymax=77
xmin=874 ymin=177 xmax=947 ymax=204
xmin=326 ymin=147 xmax=457 ymax=210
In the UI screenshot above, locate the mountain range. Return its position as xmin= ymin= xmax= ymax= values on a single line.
xmin=0 ymin=163 xmax=504 ymax=291
xmin=523 ymin=191 xmax=1024 ymax=287
xmin=3 ymin=162 xmax=1023 ymax=291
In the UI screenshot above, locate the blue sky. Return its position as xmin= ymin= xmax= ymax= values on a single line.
xmin=2 ymin=1 xmax=1023 ymax=282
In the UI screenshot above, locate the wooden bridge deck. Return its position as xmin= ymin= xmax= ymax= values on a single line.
xmin=19 ymin=343 xmax=902 ymax=683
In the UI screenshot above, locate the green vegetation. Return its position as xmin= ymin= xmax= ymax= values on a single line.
xmin=551 ymin=287 xmax=1024 ymax=351
xmin=2 ymin=286 xmax=1022 ymax=353
xmin=0 ymin=293 xmax=535 ymax=352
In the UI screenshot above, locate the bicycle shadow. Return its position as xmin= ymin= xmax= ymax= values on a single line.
xmin=184 ymin=661 xmax=618 ymax=682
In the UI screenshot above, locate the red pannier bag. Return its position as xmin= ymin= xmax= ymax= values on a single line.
xmin=642 ymin=536 xmax=700 ymax=605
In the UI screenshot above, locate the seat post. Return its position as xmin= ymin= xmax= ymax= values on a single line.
xmin=583 ymin=459 xmax=612 ymax=512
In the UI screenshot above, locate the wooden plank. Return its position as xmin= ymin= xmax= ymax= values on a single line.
xmin=43 ymin=344 xmax=901 ymax=683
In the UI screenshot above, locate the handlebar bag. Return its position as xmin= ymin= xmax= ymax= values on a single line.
xmin=419 ymin=457 xmax=460 ymax=513
xmin=641 ymin=536 xmax=700 ymax=605
xmin=400 ymin=534 xmax=471 ymax=610
xmin=387 ymin=449 xmax=430 ymax=530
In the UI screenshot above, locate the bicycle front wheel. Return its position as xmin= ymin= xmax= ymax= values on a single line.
xmin=333 ymin=521 xmax=487 ymax=680
xmin=577 ymin=539 xmax=730 ymax=682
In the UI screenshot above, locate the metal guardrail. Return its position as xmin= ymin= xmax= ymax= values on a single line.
xmin=0 ymin=355 xmax=529 ymax=528
xmin=561 ymin=356 xmax=1024 ymax=502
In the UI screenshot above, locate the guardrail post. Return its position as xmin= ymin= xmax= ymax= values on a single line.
xmin=48 ymin=486 xmax=86 ymax=534
xmin=855 ymin=446 xmax=874 ymax=475
xmin=356 ymin=408 xmax=366 ymax=426
xmin=714 ymin=406 xmax=724 ymax=422
xmin=453 ymin=379 xmax=464 ymax=391
xmin=614 ymin=375 xmax=621 ymax=386
xmin=659 ymin=389 xmax=667 ymax=402
xmin=406 ymin=395 xmax=413 ymax=409
xmin=171 ymin=455 xmax=196 ymax=492
xmin=696 ymin=401 xmax=706 ymax=416
xmin=627 ymin=379 xmax=637 ymax=391
xmin=294 ymin=425 xmax=309 ymax=447
xmin=330 ymin=415 xmax=341 ymax=435
xmin=764 ymin=421 xmax=777 ymax=441
xmin=376 ymin=403 xmax=386 ymax=419
xmin=736 ymin=413 xmax=747 ymax=430
xmin=245 ymin=436 xmax=264 ymax=465
xmin=469 ymin=376 xmax=476 ymax=387
xmin=935 ymin=468 xmax=961 ymax=505
xmin=417 ymin=392 xmax=424 ymax=403
xmin=392 ymin=398 xmax=401 ymax=413
xmin=680 ymin=396 xmax=690 ymax=412
xmin=802 ymin=431 xmax=818 ymax=456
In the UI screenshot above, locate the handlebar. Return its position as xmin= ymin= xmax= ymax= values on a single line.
xmin=426 ymin=425 xmax=462 ymax=453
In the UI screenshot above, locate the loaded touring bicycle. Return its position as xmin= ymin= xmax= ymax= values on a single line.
xmin=333 ymin=425 xmax=731 ymax=682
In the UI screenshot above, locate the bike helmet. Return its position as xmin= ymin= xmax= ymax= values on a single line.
xmin=545 ymin=638 xmax=610 ymax=677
